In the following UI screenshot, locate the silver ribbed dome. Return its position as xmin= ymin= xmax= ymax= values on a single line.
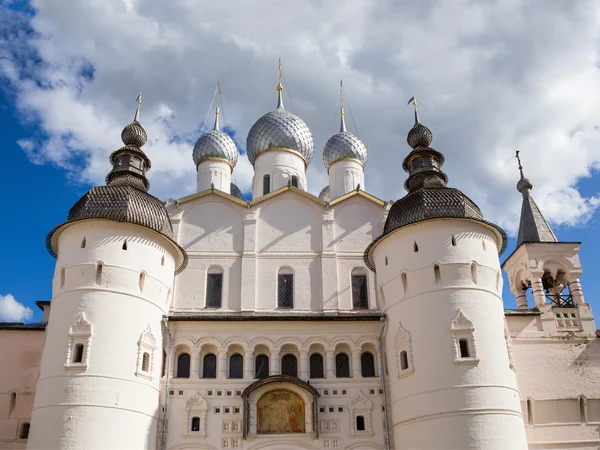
xmin=318 ymin=185 xmax=330 ymax=202
xmin=323 ymin=131 xmax=367 ymax=169
xmin=230 ymin=182 xmax=244 ymax=199
xmin=193 ymin=129 xmax=238 ymax=168
xmin=246 ymin=86 xmax=314 ymax=166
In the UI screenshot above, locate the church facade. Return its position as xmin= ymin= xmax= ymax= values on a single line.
xmin=1 ymin=82 xmax=599 ymax=450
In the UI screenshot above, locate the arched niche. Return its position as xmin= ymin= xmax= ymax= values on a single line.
xmin=241 ymin=375 xmax=320 ymax=439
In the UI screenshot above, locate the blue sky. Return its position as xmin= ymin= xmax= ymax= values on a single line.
xmin=1 ymin=0 xmax=599 ymax=322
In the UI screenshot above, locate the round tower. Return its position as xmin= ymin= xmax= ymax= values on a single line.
xmin=28 ymin=95 xmax=187 ymax=450
xmin=193 ymin=83 xmax=240 ymax=194
xmin=247 ymin=63 xmax=314 ymax=199
xmin=322 ymin=84 xmax=367 ymax=201
xmin=364 ymin=99 xmax=527 ymax=449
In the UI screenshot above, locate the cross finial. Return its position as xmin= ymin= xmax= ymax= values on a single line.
xmin=407 ymin=96 xmax=419 ymax=124
xmin=214 ymin=81 xmax=221 ymax=130
xmin=339 ymin=79 xmax=347 ymax=132
xmin=515 ymin=150 xmax=525 ymax=178
xmin=276 ymin=58 xmax=284 ymax=109
xmin=134 ymin=92 xmax=142 ymax=122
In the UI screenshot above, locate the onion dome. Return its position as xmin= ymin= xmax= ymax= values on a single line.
xmin=318 ymin=185 xmax=331 ymax=202
xmin=230 ymin=182 xmax=244 ymax=199
xmin=46 ymin=94 xmax=187 ymax=274
xmin=322 ymin=107 xmax=367 ymax=169
xmin=364 ymin=97 xmax=506 ymax=271
xmin=192 ymin=100 xmax=239 ymax=170
xmin=246 ymin=80 xmax=314 ymax=166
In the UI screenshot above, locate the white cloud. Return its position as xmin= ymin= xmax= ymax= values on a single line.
xmin=1 ymin=0 xmax=600 ymax=233
xmin=0 ymin=294 xmax=33 ymax=322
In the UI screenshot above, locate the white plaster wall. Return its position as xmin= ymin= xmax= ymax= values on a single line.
xmin=328 ymin=160 xmax=364 ymax=201
xmin=197 ymin=160 xmax=232 ymax=193
xmin=28 ymin=221 xmax=178 ymax=450
xmin=252 ymin=151 xmax=306 ymax=199
xmin=373 ymin=220 xmax=528 ymax=449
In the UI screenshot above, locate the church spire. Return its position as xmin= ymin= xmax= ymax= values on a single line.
xmin=515 ymin=151 xmax=557 ymax=246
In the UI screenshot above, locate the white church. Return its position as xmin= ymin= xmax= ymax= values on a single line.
xmin=2 ymin=76 xmax=600 ymax=450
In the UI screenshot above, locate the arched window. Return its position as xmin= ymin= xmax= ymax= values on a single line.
xmin=177 ymin=353 xmax=191 ymax=378
xmin=336 ymin=353 xmax=350 ymax=378
xmin=278 ymin=269 xmax=294 ymax=309
xmin=291 ymin=175 xmax=299 ymax=188
xmin=255 ymin=355 xmax=269 ymax=379
xmin=434 ymin=264 xmax=441 ymax=284
xmin=95 ymin=263 xmax=103 ymax=285
xmin=263 ymin=174 xmax=271 ymax=195
xmin=141 ymin=352 xmax=150 ymax=372
xmin=229 ymin=354 xmax=243 ymax=379
xmin=281 ymin=354 xmax=298 ymax=377
xmin=73 ymin=343 xmax=84 ymax=363
xmin=139 ymin=272 xmax=146 ymax=292
xmin=361 ymin=352 xmax=376 ymax=377
xmin=352 ymin=271 xmax=368 ymax=309
xmin=459 ymin=339 xmax=470 ymax=358
xmin=471 ymin=262 xmax=478 ymax=284
xmin=206 ymin=267 xmax=223 ymax=308
xmin=356 ymin=415 xmax=365 ymax=431
xmin=202 ymin=354 xmax=217 ymax=379
xmin=191 ymin=417 xmax=200 ymax=432
xmin=310 ymin=354 xmax=324 ymax=379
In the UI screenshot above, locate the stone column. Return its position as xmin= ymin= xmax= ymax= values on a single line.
xmin=351 ymin=349 xmax=362 ymax=378
xmin=190 ymin=352 xmax=200 ymax=378
xmin=217 ymin=350 xmax=227 ymax=380
xmin=511 ymin=284 xmax=529 ymax=310
xmin=531 ymin=277 xmax=546 ymax=307
xmin=325 ymin=348 xmax=335 ymax=378
xmin=299 ymin=349 xmax=309 ymax=379
xmin=244 ymin=350 xmax=254 ymax=380
xmin=570 ymin=278 xmax=585 ymax=305
xmin=270 ymin=350 xmax=280 ymax=375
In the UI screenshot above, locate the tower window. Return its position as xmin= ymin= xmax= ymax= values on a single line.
xmin=291 ymin=175 xmax=298 ymax=188
xmin=401 ymin=273 xmax=408 ymax=293
xmin=352 ymin=273 xmax=369 ymax=309
xmin=278 ymin=272 xmax=294 ymax=309
xmin=81 ymin=237 xmax=86 ymax=248
xmin=434 ymin=264 xmax=441 ymax=284
xmin=122 ymin=240 xmax=128 ymax=250
xmin=310 ymin=354 xmax=324 ymax=379
xmin=95 ymin=263 xmax=103 ymax=285
xmin=471 ymin=262 xmax=477 ymax=284
xmin=459 ymin=339 xmax=470 ymax=358
xmin=255 ymin=354 xmax=269 ymax=379
xmin=451 ymin=235 xmax=456 ymax=246
xmin=141 ymin=352 xmax=150 ymax=372
xmin=281 ymin=354 xmax=298 ymax=377
xmin=335 ymin=353 xmax=350 ymax=378
xmin=73 ymin=344 xmax=84 ymax=363
xmin=19 ymin=422 xmax=30 ymax=440
xmin=413 ymin=241 xmax=418 ymax=252
xmin=361 ymin=352 xmax=376 ymax=377
xmin=356 ymin=415 xmax=365 ymax=431
xmin=161 ymin=255 xmax=165 ymax=266
xmin=203 ymin=353 xmax=217 ymax=379
xmin=191 ymin=416 xmax=200 ymax=432
xmin=60 ymin=267 xmax=66 ymax=288
xmin=177 ymin=353 xmax=191 ymax=378
xmin=206 ymin=271 xmax=223 ymax=308
xmin=229 ymin=354 xmax=243 ymax=379
xmin=9 ymin=392 xmax=16 ymax=416
xmin=263 ymin=174 xmax=271 ymax=195
xmin=400 ymin=351 xmax=409 ymax=370
xmin=139 ymin=272 xmax=145 ymax=292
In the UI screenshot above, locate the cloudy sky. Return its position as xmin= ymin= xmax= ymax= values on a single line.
xmin=1 ymin=0 xmax=599 ymax=320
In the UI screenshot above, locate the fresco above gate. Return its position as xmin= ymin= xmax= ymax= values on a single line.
xmin=257 ymin=389 xmax=305 ymax=434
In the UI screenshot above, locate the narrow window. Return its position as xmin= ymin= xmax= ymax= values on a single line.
xmin=580 ymin=397 xmax=587 ymax=423
xmin=142 ymin=352 xmax=150 ymax=372
xmin=278 ymin=272 xmax=294 ymax=309
xmin=401 ymin=273 xmax=407 ymax=293
xmin=177 ymin=353 xmax=191 ymax=378
xmin=361 ymin=352 xmax=376 ymax=377
xmin=206 ymin=272 xmax=223 ymax=308
xmin=73 ymin=343 xmax=84 ymax=363
xmin=281 ymin=354 xmax=298 ymax=377
xmin=413 ymin=241 xmax=418 ymax=252
xmin=139 ymin=272 xmax=145 ymax=292
xmin=451 ymin=235 xmax=456 ymax=246
xmin=459 ymin=339 xmax=470 ymax=358
xmin=229 ymin=354 xmax=243 ymax=379
xmin=161 ymin=255 xmax=165 ymax=266
xmin=20 ymin=423 xmax=30 ymax=440
xmin=356 ymin=415 xmax=365 ymax=431
xmin=385 ymin=255 xmax=388 ymax=266
xmin=9 ymin=392 xmax=16 ymax=416
xmin=434 ymin=265 xmax=441 ymax=284
xmin=310 ymin=354 xmax=324 ymax=378
xmin=60 ymin=267 xmax=65 ymax=288
xmin=95 ymin=264 xmax=103 ymax=285
xmin=122 ymin=240 xmax=128 ymax=250
xmin=161 ymin=350 xmax=166 ymax=378
xmin=400 ymin=351 xmax=409 ymax=370
xmin=527 ymin=399 xmax=534 ymax=425
xmin=203 ymin=354 xmax=217 ymax=379
xmin=291 ymin=175 xmax=299 ymax=188
xmin=471 ymin=262 xmax=477 ymax=284
xmin=482 ymin=240 xmax=487 ymax=251
xmin=263 ymin=174 xmax=271 ymax=195
xmin=255 ymin=355 xmax=269 ymax=379
xmin=335 ymin=353 xmax=350 ymax=378
xmin=191 ymin=416 xmax=200 ymax=432
xmin=81 ymin=237 xmax=86 ymax=248
xmin=352 ymin=273 xmax=369 ymax=309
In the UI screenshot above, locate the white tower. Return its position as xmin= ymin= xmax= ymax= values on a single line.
xmin=247 ymin=61 xmax=314 ymax=199
xmin=322 ymin=81 xmax=367 ymax=201
xmin=193 ymin=82 xmax=240 ymax=195
xmin=27 ymin=96 xmax=187 ymax=450
xmin=364 ymin=100 xmax=528 ymax=449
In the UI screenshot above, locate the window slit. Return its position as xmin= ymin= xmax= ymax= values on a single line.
xmin=81 ymin=237 xmax=86 ymax=248
xmin=60 ymin=267 xmax=65 ymax=288
xmin=434 ymin=265 xmax=441 ymax=284
xmin=451 ymin=235 xmax=456 ymax=246
xmin=413 ymin=241 xmax=418 ymax=252
xmin=401 ymin=273 xmax=407 ymax=294
xmin=73 ymin=343 xmax=84 ymax=363
xmin=95 ymin=264 xmax=103 ymax=285
xmin=400 ymin=351 xmax=409 ymax=370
